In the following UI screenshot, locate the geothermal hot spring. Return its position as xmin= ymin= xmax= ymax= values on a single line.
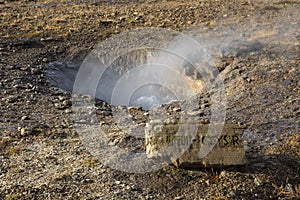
xmin=46 ymin=29 xmax=216 ymax=110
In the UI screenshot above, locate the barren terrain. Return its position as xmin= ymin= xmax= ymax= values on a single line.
xmin=0 ymin=0 xmax=299 ymax=199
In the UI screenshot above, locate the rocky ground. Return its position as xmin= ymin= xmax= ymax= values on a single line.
xmin=0 ymin=0 xmax=299 ymax=199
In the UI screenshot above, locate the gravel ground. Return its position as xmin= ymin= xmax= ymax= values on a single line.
xmin=0 ymin=0 xmax=299 ymax=199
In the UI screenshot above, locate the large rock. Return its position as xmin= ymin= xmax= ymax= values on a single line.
xmin=145 ymin=119 xmax=247 ymax=168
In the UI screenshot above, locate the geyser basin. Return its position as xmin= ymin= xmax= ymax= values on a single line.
xmin=47 ymin=28 xmax=234 ymax=172
xmin=48 ymin=29 xmax=213 ymax=110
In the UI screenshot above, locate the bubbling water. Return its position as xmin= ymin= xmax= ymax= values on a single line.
xmin=129 ymin=83 xmax=179 ymax=110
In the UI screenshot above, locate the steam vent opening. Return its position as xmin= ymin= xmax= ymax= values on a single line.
xmin=129 ymin=83 xmax=178 ymax=110
xmin=47 ymin=46 xmax=207 ymax=110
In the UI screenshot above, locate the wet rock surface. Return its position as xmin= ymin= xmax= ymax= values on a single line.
xmin=0 ymin=0 xmax=299 ymax=199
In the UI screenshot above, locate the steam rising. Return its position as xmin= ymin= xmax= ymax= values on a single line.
xmin=71 ymin=29 xmax=214 ymax=110
xmin=47 ymin=4 xmax=299 ymax=110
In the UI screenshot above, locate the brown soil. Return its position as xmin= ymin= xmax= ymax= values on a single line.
xmin=0 ymin=0 xmax=299 ymax=199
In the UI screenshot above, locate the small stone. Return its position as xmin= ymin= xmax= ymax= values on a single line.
xmin=40 ymin=37 xmax=53 ymax=42
xmin=58 ymin=96 xmax=65 ymax=101
xmin=99 ymin=121 xmax=107 ymax=126
xmin=21 ymin=116 xmax=28 ymax=120
xmin=165 ymin=118 xmax=177 ymax=124
xmin=83 ymin=179 xmax=94 ymax=184
xmin=13 ymin=84 xmax=22 ymax=89
xmin=20 ymin=67 xmax=29 ymax=71
xmin=144 ymin=21 xmax=152 ymax=26
xmin=227 ymin=191 xmax=235 ymax=197
xmin=172 ymin=107 xmax=181 ymax=112
xmin=4 ymin=95 xmax=18 ymax=103
xmin=20 ymin=128 xmax=26 ymax=136
xmin=220 ymin=171 xmax=227 ymax=178
xmin=205 ymin=179 xmax=210 ymax=186
xmin=288 ymin=67 xmax=296 ymax=74
xmin=30 ymin=68 xmax=41 ymax=75
xmin=187 ymin=110 xmax=204 ymax=116
xmin=42 ymin=58 xmax=48 ymax=62
xmin=174 ymin=196 xmax=184 ymax=200
xmin=119 ymin=16 xmax=126 ymax=21
xmin=246 ymin=78 xmax=252 ymax=82
xmin=285 ymin=183 xmax=294 ymax=193
xmin=65 ymin=109 xmax=72 ymax=114
xmin=128 ymin=106 xmax=139 ymax=111
xmin=254 ymin=177 xmax=262 ymax=186
xmin=209 ymin=20 xmax=216 ymax=27
xmin=135 ymin=16 xmax=142 ymax=20
xmin=200 ymin=104 xmax=209 ymax=109
xmin=62 ymin=100 xmax=72 ymax=107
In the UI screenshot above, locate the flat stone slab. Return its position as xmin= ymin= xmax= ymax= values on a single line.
xmin=145 ymin=121 xmax=247 ymax=168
